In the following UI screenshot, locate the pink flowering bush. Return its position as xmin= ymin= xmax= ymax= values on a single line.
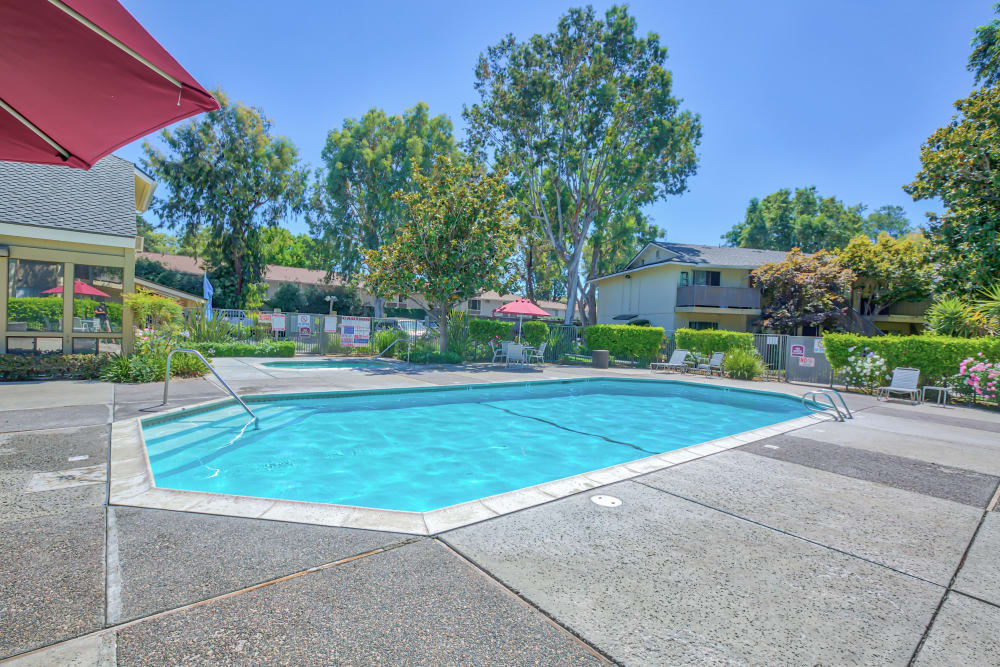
xmin=958 ymin=353 xmax=1000 ymax=402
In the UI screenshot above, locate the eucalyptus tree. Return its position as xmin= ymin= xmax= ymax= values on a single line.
xmin=308 ymin=102 xmax=457 ymax=315
xmin=465 ymin=5 xmax=701 ymax=324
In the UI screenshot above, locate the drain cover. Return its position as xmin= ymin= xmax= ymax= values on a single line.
xmin=590 ymin=495 xmax=622 ymax=507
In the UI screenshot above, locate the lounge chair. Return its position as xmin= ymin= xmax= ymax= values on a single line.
xmin=490 ymin=340 xmax=509 ymax=366
xmin=506 ymin=343 xmax=526 ymax=367
xmin=650 ymin=349 xmax=690 ymax=373
xmin=697 ymin=352 xmax=725 ymax=376
xmin=877 ymin=367 xmax=920 ymax=404
xmin=527 ymin=342 xmax=547 ymax=365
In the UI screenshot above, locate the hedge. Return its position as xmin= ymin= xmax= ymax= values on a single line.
xmin=584 ymin=324 xmax=664 ymax=358
xmin=468 ymin=318 xmax=514 ymax=343
xmin=674 ymin=329 xmax=753 ymax=355
xmin=823 ymin=333 xmax=1000 ymax=384
xmin=521 ymin=321 xmax=550 ymax=347
xmin=0 ymin=353 xmax=110 ymax=381
xmin=186 ymin=341 xmax=296 ymax=357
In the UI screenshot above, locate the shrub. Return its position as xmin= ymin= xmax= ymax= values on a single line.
xmin=841 ymin=345 xmax=890 ymax=393
xmin=958 ymin=354 xmax=999 ymax=402
xmin=824 ymin=332 xmax=1000 ymax=385
xmin=415 ymin=350 xmax=463 ymax=365
xmin=185 ymin=311 xmax=236 ymax=343
xmin=0 ymin=354 xmax=110 ymax=381
xmin=468 ymin=318 xmax=514 ymax=344
xmin=674 ymin=329 xmax=753 ymax=356
xmin=722 ymin=347 xmax=767 ymax=380
xmin=185 ymin=341 xmax=296 ymax=357
xmin=446 ymin=310 xmax=471 ymax=358
xmin=584 ymin=324 xmax=664 ymax=358
xmin=925 ymin=297 xmax=993 ymax=337
xmin=521 ymin=321 xmax=550 ymax=347
xmin=371 ymin=329 xmax=407 ymax=358
xmin=124 ymin=292 xmax=183 ymax=329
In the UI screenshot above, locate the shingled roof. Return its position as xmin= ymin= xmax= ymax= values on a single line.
xmin=649 ymin=242 xmax=789 ymax=267
xmin=0 ymin=156 xmax=136 ymax=239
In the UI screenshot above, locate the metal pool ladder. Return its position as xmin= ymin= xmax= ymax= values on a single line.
xmin=163 ymin=348 xmax=258 ymax=423
xmin=802 ymin=389 xmax=853 ymax=422
xmin=377 ymin=336 xmax=412 ymax=362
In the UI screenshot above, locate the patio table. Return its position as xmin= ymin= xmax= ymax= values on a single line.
xmin=921 ymin=385 xmax=950 ymax=406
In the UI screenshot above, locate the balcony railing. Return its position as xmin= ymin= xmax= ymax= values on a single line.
xmin=676 ymin=285 xmax=761 ymax=309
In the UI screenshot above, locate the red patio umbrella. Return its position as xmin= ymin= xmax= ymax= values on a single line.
xmin=41 ymin=280 xmax=111 ymax=298
xmin=0 ymin=0 xmax=219 ymax=169
xmin=493 ymin=298 xmax=551 ymax=342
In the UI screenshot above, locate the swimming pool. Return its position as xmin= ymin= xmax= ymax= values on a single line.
xmin=141 ymin=379 xmax=812 ymax=513
xmin=262 ymin=358 xmax=396 ymax=369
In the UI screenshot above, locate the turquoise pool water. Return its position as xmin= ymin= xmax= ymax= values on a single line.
xmin=142 ymin=379 xmax=810 ymax=512
xmin=263 ymin=359 xmax=395 ymax=369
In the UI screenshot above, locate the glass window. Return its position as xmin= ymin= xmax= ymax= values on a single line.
xmin=693 ymin=270 xmax=721 ymax=286
xmin=6 ymin=337 xmax=64 ymax=354
xmin=72 ymin=337 xmax=98 ymax=354
xmin=689 ymin=321 xmax=719 ymax=331
xmin=468 ymin=299 xmax=481 ymax=311
xmin=679 ymin=272 xmax=689 ymax=287
xmin=73 ymin=265 xmax=123 ymax=333
xmin=7 ymin=259 xmax=64 ymax=332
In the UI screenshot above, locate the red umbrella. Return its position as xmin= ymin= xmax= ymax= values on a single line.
xmin=41 ymin=280 xmax=111 ymax=298
xmin=493 ymin=298 xmax=551 ymax=342
xmin=0 ymin=0 xmax=219 ymax=169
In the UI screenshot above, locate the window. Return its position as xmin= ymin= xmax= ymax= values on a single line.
xmin=689 ymin=321 xmax=719 ymax=330
xmin=693 ymin=270 xmax=721 ymax=286
xmin=679 ymin=271 xmax=689 ymax=287
xmin=7 ymin=259 xmax=64 ymax=332
xmin=6 ymin=337 xmax=63 ymax=354
xmin=72 ymin=337 xmax=121 ymax=355
xmin=468 ymin=299 xmax=481 ymax=312
xmin=73 ymin=264 xmax=123 ymax=333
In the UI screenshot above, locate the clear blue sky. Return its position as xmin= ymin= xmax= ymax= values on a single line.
xmin=115 ymin=0 xmax=990 ymax=244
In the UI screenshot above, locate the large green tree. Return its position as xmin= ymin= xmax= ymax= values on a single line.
xmin=259 ymin=227 xmax=327 ymax=270
xmin=969 ymin=3 xmax=1000 ymax=87
xmin=142 ymin=91 xmax=308 ymax=308
xmin=723 ymin=187 xmax=909 ymax=251
xmin=307 ymin=102 xmax=457 ymax=315
xmin=836 ymin=233 xmax=934 ymax=317
xmin=752 ymin=249 xmax=855 ymax=333
xmin=364 ymin=157 xmax=519 ymax=353
xmin=465 ymin=5 xmax=701 ymax=324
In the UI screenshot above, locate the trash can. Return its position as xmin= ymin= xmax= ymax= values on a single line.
xmin=592 ymin=350 xmax=609 ymax=369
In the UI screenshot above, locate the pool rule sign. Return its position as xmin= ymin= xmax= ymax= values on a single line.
xmin=340 ymin=316 xmax=371 ymax=347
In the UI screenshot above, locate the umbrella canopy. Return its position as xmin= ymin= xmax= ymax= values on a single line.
xmin=493 ymin=298 xmax=551 ymax=318
xmin=0 ymin=0 xmax=219 ymax=169
xmin=41 ymin=280 xmax=111 ymax=298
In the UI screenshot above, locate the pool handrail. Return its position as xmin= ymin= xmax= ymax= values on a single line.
xmin=377 ymin=337 xmax=412 ymax=363
xmin=163 ymin=348 xmax=258 ymax=423
xmin=801 ymin=389 xmax=852 ymax=422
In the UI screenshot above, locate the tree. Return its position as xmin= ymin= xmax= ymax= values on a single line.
xmin=836 ymin=233 xmax=934 ymax=317
xmin=465 ymin=5 xmax=701 ymax=324
xmin=301 ymin=285 xmax=364 ymax=316
xmin=363 ymin=157 xmax=519 ymax=353
xmin=267 ymin=283 xmax=303 ymax=312
xmin=723 ymin=187 xmax=910 ymax=251
xmin=142 ymin=90 xmax=308 ymax=308
xmin=260 ymin=227 xmax=327 ymax=270
xmin=752 ymin=249 xmax=855 ymax=333
xmin=307 ymin=102 xmax=457 ymax=315
xmin=905 ymin=85 xmax=1000 ymax=297
xmin=136 ymin=216 xmax=180 ymax=254
xmin=969 ymin=3 xmax=1000 ymax=87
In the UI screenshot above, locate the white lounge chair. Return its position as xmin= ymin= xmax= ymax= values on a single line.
xmin=490 ymin=340 xmax=509 ymax=366
xmin=877 ymin=367 xmax=920 ymax=404
xmin=651 ymin=349 xmax=690 ymax=373
xmin=697 ymin=352 xmax=725 ymax=376
xmin=527 ymin=342 xmax=547 ymax=365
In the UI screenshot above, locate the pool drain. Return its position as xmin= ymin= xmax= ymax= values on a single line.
xmin=591 ymin=495 xmax=622 ymax=507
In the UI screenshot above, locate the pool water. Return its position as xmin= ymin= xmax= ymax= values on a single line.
xmin=142 ymin=379 xmax=810 ymax=512
xmin=263 ymin=358 xmax=395 ymax=369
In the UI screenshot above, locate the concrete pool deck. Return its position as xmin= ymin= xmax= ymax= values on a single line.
xmin=2 ymin=359 xmax=1000 ymax=664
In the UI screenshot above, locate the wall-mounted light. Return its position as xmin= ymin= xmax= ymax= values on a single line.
xmin=625 ymin=274 xmax=631 ymax=280
xmin=0 ymin=244 xmax=9 ymax=257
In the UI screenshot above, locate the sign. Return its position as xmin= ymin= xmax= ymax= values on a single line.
xmin=798 ymin=356 xmax=815 ymax=367
xmin=766 ymin=336 xmax=779 ymax=345
xmin=324 ymin=316 xmax=338 ymax=334
xmin=790 ymin=344 xmax=805 ymax=357
xmin=813 ymin=339 xmax=826 ymax=354
xmin=271 ymin=314 xmax=286 ymax=332
xmin=258 ymin=312 xmax=273 ymax=324
xmin=297 ymin=314 xmax=312 ymax=337
xmin=340 ymin=316 xmax=371 ymax=348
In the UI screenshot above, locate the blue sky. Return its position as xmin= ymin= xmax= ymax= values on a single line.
xmin=116 ymin=1 xmax=989 ymax=244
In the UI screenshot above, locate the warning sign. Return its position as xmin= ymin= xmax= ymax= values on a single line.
xmin=340 ymin=316 xmax=371 ymax=348
xmin=798 ymin=356 xmax=815 ymax=367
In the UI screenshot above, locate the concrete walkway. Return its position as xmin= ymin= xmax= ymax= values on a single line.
xmin=1 ymin=360 xmax=999 ymax=665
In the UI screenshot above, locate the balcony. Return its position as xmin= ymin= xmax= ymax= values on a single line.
xmin=676 ymin=285 xmax=761 ymax=310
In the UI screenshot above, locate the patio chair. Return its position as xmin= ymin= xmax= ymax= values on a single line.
xmin=527 ymin=342 xmax=547 ymax=365
xmin=506 ymin=343 xmax=526 ymax=367
xmin=697 ymin=352 xmax=725 ymax=376
xmin=877 ymin=367 xmax=921 ymax=404
xmin=490 ymin=340 xmax=509 ymax=366
xmin=650 ymin=349 xmax=690 ymax=373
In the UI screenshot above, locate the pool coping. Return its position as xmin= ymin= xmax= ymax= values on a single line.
xmin=109 ymin=377 xmax=830 ymax=536
xmin=253 ymin=357 xmax=409 ymax=372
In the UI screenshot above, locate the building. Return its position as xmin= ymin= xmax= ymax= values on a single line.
xmin=590 ymin=242 xmax=789 ymax=332
xmin=0 ymin=156 xmax=155 ymax=355
xmin=456 ymin=291 xmax=567 ymax=321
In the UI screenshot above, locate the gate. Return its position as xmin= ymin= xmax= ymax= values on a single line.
xmin=754 ymin=333 xmax=787 ymax=371
xmin=784 ymin=336 xmax=832 ymax=385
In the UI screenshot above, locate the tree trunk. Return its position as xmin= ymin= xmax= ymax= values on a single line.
xmin=374 ymin=296 xmax=385 ymax=318
xmin=563 ymin=243 xmax=585 ymax=325
xmin=525 ymin=245 xmax=535 ymax=302
xmin=438 ymin=306 xmax=448 ymax=354
xmin=233 ymin=252 xmax=243 ymax=309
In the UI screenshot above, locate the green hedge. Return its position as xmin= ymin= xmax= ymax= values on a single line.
xmin=468 ymin=319 xmax=514 ymax=343
xmin=823 ymin=333 xmax=1000 ymax=384
xmin=584 ymin=324 xmax=664 ymax=358
xmin=521 ymin=321 xmax=550 ymax=347
xmin=385 ymin=307 xmax=427 ymax=319
xmin=186 ymin=341 xmax=296 ymax=357
xmin=7 ymin=297 xmax=123 ymax=330
xmin=675 ymin=329 xmax=753 ymax=355
xmin=0 ymin=354 xmax=110 ymax=381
